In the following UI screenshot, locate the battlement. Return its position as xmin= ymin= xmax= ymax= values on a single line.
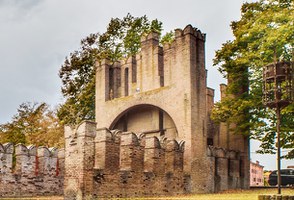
xmin=65 ymin=24 xmax=249 ymax=199
xmin=64 ymin=121 xmax=247 ymax=199
xmin=0 ymin=143 xmax=64 ymax=197
xmin=96 ymin=25 xmax=207 ymax=102
xmin=64 ymin=121 xmax=187 ymax=198
xmin=207 ymin=146 xmax=243 ymax=191
xmin=65 ymin=121 xmax=185 ymax=174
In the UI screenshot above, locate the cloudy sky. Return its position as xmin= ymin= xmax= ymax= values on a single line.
xmin=0 ymin=0 xmax=292 ymax=169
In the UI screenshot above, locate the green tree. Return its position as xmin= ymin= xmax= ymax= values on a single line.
xmin=212 ymin=0 xmax=294 ymax=158
xmin=58 ymin=14 xmax=163 ymax=125
xmin=0 ymin=102 xmax=64 ymax=147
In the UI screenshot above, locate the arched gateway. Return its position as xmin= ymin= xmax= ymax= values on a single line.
xmin=109 ymin=104 xmax=178 ymax=140
xmin=64 ymin=25 xmax=250 ymax=200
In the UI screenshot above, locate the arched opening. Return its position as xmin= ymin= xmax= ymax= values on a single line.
xmin=110 ymin=104 xmax=178 ymax=139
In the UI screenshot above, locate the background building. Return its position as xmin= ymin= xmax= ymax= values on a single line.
xmin=250 ymin=160 xmax=264 ymax=186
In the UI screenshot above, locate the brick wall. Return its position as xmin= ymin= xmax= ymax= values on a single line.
xmin=64 ymin=121 xmax=246 ymax=199
xmin=0 ymin=143 xmax=64 ymax=197
xmin=64 ymin=121 xmax=188 ymax=199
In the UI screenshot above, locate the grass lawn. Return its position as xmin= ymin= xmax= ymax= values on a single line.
xmin=142 ymin=188 xmax=294 ymax=200
xmin=1 ymin=188 xmax=293 ymax=200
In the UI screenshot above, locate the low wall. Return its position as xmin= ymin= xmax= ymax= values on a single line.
xmin=64 ymin=121 xmax=245 ymax=199
xmin=0 ymin=143 xmax=64 ymax=197
xmin=0 ymin=121 xmax=247 ymax=198
xmin=64 ymin=122 xmax=188 ymax=199
xmin=208 ymin=146 xmax=246 ymax=192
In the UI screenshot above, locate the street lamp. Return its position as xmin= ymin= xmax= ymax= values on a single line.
xmin=262 ymin=61 xmax=293 ymax=194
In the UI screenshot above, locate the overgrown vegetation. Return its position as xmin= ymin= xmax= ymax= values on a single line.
xmin=0 ymin=14 xmax=172 ymax=148
xmin=0 ymin=102 xmax=64 ymax=147
xmin=212 ymin=0 xmax=294 ymax=158
xmin=58 ymin=14 xmax=164 ymax=125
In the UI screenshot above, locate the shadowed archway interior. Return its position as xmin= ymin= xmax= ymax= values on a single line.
xmin=110 ymin=104 xmax=178 ymax=139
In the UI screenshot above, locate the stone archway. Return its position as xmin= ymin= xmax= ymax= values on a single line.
xmin=109 ymin=104 xmax=178 ymax=139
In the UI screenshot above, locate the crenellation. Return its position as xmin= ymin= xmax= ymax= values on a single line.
xmin=64 ymin=121 xmax=190 ymax=198
xmin=144 ymin=136 xmax=162 ymax=173
xmin=175 ymin=28 xmax=183 ymax=38
xmin=207 ymin=146 xmax=243 ymax=192
xmin=0 ymin=142 xmax=64 ymax=197
xmin=15 ymin=144 xmax=37 ymax=175
xmin=37 ymin=147 xmax=59 ymax=176
xmin=183 ymin=24 xmax=195 ymax=35
xmin=94 ymin=128 xmax=120 ymax=171
xmin=141 ymin=31 xmax=160 ymax=44
xmin=57 ymin=148 xmax=65 ymax=176
xmin=75 ymin=120 xmax=97 ymax=138
xmin=139 ymin=31 xmax=163 ymax=91
xmin=165 ymin=140 xmax=184 ymax=174
xmin=3 ymin=142 xmax=14 ymax=154
xmin=119 ymin=132 xmax=143 ymax=172
xmin=0 ymin=143 xmax=13 ymax=174
xmin=37 ymin=146 xmax=51 ymax=176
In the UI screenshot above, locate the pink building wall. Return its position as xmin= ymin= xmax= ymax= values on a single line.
xmin=250 ymin=160 xmax=264 ymax=186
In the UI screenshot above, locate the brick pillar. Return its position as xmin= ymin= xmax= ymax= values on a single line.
xmin=120 ymin=132 xmax=143 ymax=172
xmin=94 ymin=128 xmax=120 ymax=172
xmin=37 ymin=146 xmax=51 ymax=176
xmin=57 ymin=148 xmax=65 ymax=177
xmin=64 ymin=121 xmax=96 ymax=200
xmin=0 ymin=143 xmax=13 ymax=173
xmin=15 ymin=144 xmax=37 ymax=175
xmin=206 ymin=146 xmax=216 ymax=193
xmin=215 ymin=148 xmax=228 ymax=191
xmin=228 ymin=151 xmax=240 ymax=189
xmin=119 ymin=132 xmax=144 ymax=196
xmin=15 ymin=144 xmax=37 ymax=195
xmin=144 ymin=136 xmax=164 ymax=175
xmin=57 ymin=148 xmax=65 ymax=194
xmin=165 ymin=140 xmax=184 ymax=173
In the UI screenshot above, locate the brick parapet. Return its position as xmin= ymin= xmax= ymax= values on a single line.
xmin=207 ymin=146 xmax=243 ymax=191
xmin=64 ymin=121 xmax=96 ymax=199
xmin=64 ymin=121 xmax=187 ymax=199
xmin=0 ymin=143 xmax=64 ymax=197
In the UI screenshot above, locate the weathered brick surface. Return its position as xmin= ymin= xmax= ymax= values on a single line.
xmin=0 ymin=143 xmax=64 ymax=197
xmin=64 ymin=125 xmax=247 ymax=199
xmin=64 ymin=122 xmax=187 ymax=199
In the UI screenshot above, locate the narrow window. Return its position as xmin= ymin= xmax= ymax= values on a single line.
xmin=123 ymin=114 xmax=128 ymax=132
xmin=109 ymin=68 xmax=114 ymax=100
xmin=125 ymin=68 xmax=129 ymax=96
xmin=159 ymin=110 xmax=164 ymax=136
xmin=131 ymin=57 xmax=137 ymax=83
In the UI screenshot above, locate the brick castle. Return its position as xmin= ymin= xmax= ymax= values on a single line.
xmin=0 ymin=25 xmax=249 ymax=199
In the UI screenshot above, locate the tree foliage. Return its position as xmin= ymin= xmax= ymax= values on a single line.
xmin=58 ymin=14 xmax=163 ymax=125
xmin=212 ymin=0 xmax=294 ymax=158
xmin=0 ymin=102 xmax=64 ymax=147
